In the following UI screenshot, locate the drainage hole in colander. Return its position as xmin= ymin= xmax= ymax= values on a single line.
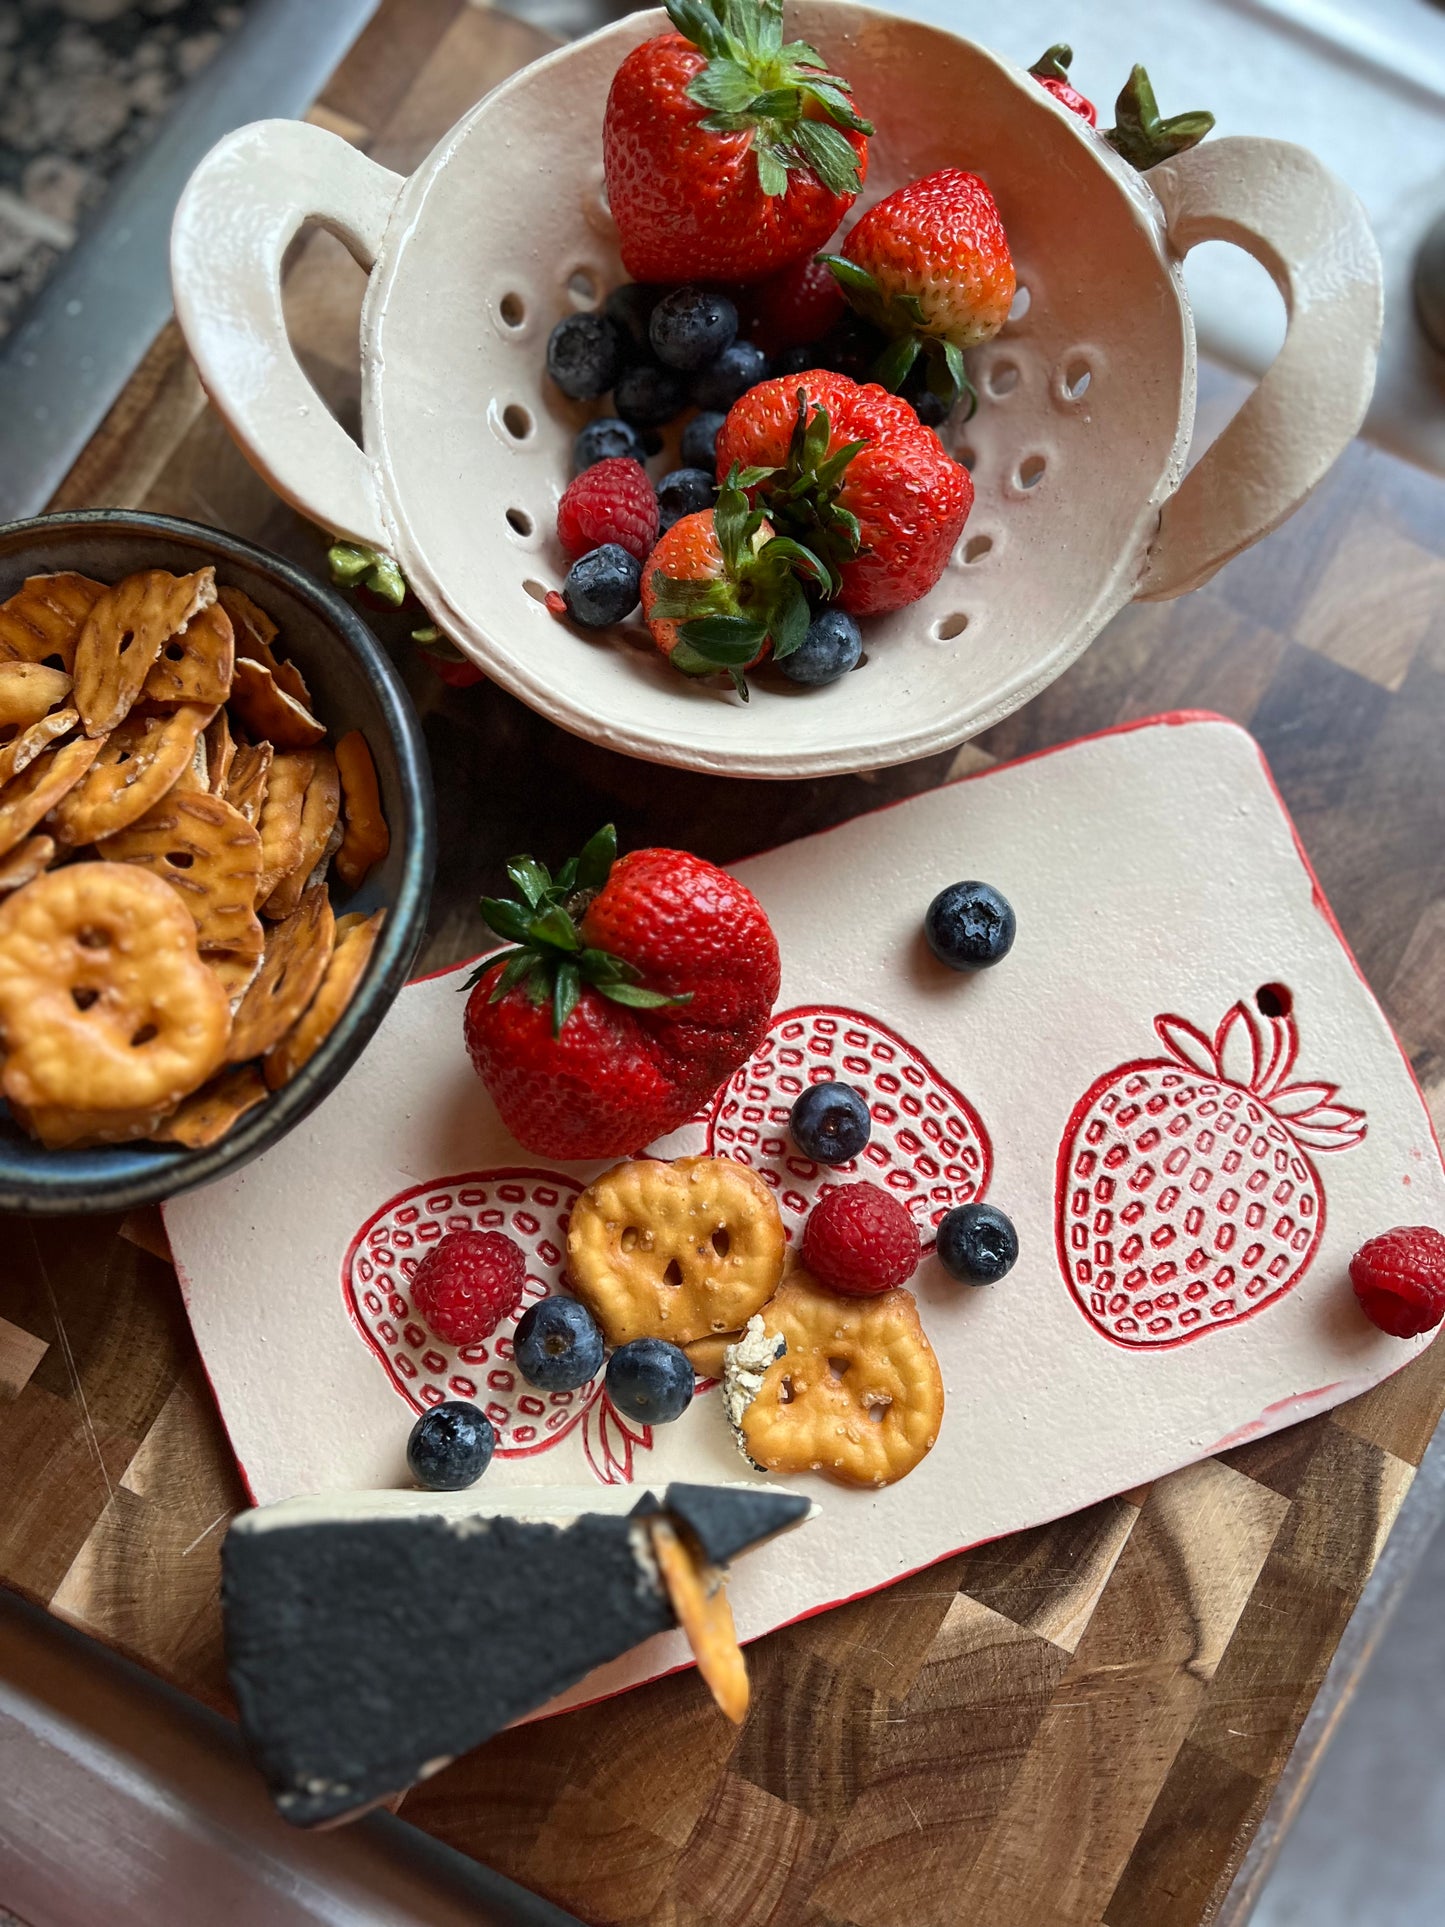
xmin=1063 ymin=359 xmax=1092 ymax=399
xmin=523 ymin=578 xmax=551 ymax=604
xmin=1008 ymin=283 xmax=1031 ymax=322
xmin=987 ymin=361 xmax=1018 ymax=398
xmin=963 ymin=534 xmax=992 ymax=563
xmin=502 ymin=403 xmax=533 ymax=441
xmin=931 ymin=613 xmax=969 ymax=641
xmin=506 ymin=507 xmax=534 ymax=538
xmin=499 ymin=292 xmax=525 ymax=328
xmin=1017 ymin=454 xmax=1046 ymax=490
xmin=566 ymin=266 xmax=600 ymax=308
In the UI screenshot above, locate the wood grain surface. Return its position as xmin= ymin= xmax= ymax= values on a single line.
xmin=3 ymin=3 xmax=1444 ymax=1922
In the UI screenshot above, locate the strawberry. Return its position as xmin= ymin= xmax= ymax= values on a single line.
xmin=820 ymin=169 xmax=1014 ymax=410
xmin=740 ymin=257 xmax=847 ymax=355
xmin=716 ymin=371 xmax=973 ymax=616
xmin=1029 ymin=45 xmax=1096 ymax=124
xmin=641 ymin=471 xmax=830 ymax=695
xmin=603 ymin=0 xmax=871 ymax=285
xmin=1057 ymin=998 xmax=1365 ymax=1349
xmin=463 ymin=824 xmax=780 ymax=1161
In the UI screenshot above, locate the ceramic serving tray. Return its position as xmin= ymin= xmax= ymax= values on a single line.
xmin=164 ymin=714 xmax=1445 ymax=1713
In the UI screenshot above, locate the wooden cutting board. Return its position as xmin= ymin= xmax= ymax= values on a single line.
xmin=2 ymin=4 xmax=1444 ymax=1924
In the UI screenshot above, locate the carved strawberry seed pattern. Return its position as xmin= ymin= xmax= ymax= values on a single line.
xmin=343 ymin=1170 xmax=655 ymax=1483
xmin=1057 ymin=998 xmax=1365 ymax=1348
xmin=707 ymin=1005 xmax=993 ymax=1241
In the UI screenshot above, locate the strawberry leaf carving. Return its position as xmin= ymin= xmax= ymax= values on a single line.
xmin=1154 ymin=1013 xmax=1219 ymax=1076
xmin=1215 ymin=1001 xmax=1266 ymax=1092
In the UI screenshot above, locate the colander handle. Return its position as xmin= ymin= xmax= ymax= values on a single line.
xmin=170 ymin=119 xmax=403 ymax=554
xmin=1133 ymin=136 xmax=1382 ymax=602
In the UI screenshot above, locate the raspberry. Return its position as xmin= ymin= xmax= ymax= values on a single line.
xmin=742 ymin=258 xmax=846 ymax=355
xmin=1349 ymin=1225 xmax=1445 ymax=1339
xmin=556 ymin=457 xmax=659 ymax=563
xmin=411 ymin=1230 xmax=527 ymax=1345
xmin=803 ymin=1182 xmax=920 ymax=1296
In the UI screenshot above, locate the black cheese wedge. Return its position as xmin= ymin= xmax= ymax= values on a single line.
xmin=222 ymin=1481 xmax=810 ymax=1826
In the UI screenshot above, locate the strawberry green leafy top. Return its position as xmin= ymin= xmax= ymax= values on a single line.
xmin=668 ymin=0 xmax=872 ymax=199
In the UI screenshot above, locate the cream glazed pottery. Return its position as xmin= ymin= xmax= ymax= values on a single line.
xmin=171 ymin=5 xmax=1383 ymax=778
xmin=164 ymin=715 xmax=1445 ymax=1713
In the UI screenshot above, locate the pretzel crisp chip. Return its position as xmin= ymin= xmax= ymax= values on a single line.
xmin=648 ymin=1514 xmax=749 ymax=1725
xmin=228 ymin=884 xmax=335 ymax=1063
xmin=142 ymin=598 xmax=234 ymax=708
xmin=99 ymin=789 xmax=264 ymax=958
xmin=217 ymin=586 xmax=311 ymax=706
xmin=205 ymin=946 xmax=264 ymax=1011
xmin=50 ymin=703 xmax=215 ymax=846
xmin=334 ymin=730 xmax=389 ymax=892
xmin=0 ymin=863 xmax=230 ymax=1145
xmin=172 ymin=729 xmax=210 ymax=795
xmin=567 ymin=1155 xmax=786 ymax=1348
xmin=152 ymin=1064 xmax=269 ymax=1150
xmin=262 ymin=749 xmax=339 ymax=920
xmin=223 ymin=740 xmax=272 ymax=825
xmin=254 ymin=749 xmax=314 ymax=901
xmin=230 ymin=659 xmax=326 ymax=751
xmin=728 ymin=1270 xmax=944 ymax=1489
xmin=305 ymin=810 xmax=344 ymax=894
xmin=0 ymin=661 xmax=73 ymax=728
xmin=0 ymin=835 xmax=55 ymax=896
xmin=204 ymin=707 xmax=236 ymax=795
xmin=263 ymin=906 xmax=383 ymax=1089
xmin=0 ymin=572 xmax=105 ymax=670
xmin=0 ymin=708 xmax=78 ymax=788
xmin=0 ymin=735 xmax=103 ymax=859
xmin=73 ymin=567 xmax=216 ymax=737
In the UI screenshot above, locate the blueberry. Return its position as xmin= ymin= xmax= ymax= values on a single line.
xmin=407 ymin=1400 xmax=495 ymax=1490
xmin=605 ymin=1338 xmax=694 ymax=1424
xmin=936 ymin=1202 xmax=1018 ymax=1284
xmin=614 ymin=360 xmax=689 ymax=428
xmin=691 ymin=339 xmax=770 ymax=411
xmin=774 ymin=343 xmax=817 ymax=377
xmin=650 ymin=286 xmax=738 ymax=372
xmin=604 ymin=281 xmax=664 ymax=359
xmin=680 ymin=410 xmax=726 ymax=471
xmin=899 ymin=356 xmax=954 ymax=428
xmin=790 ymin=1081 xmax=871 ymax=1164
xmin=547 ymin=312 xmax=624 ymax=400
xmin=656 ymin=467 xmax=716 ymax=532
xmin=574 ymin=416 xmax=648 ymax=472
xmin=514 ymin=1295 xmax=605 ymax=1391
xmin=816 ymin=313 xmax=887 ymax=382
xmin=924 ymin=880 xmax=1016 ymax=970
xmin=779 ymin=608 xmax=862 ymax=685
xmin=561 ymin=545 xmax=641 ymax=627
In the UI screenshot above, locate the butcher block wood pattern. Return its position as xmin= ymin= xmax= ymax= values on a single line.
xmin=2 ymin=2 xmax=1444 ymax=1922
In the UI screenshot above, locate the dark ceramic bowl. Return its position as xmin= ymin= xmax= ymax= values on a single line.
xmin=0 ymin=511 xmax=435 ymax=1215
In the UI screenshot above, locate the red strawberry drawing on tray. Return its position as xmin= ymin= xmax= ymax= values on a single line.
xmin=343 ymin=1170 xmax=654 ymax=1484
xmin=1057 ymin=992 xmax=1366 ymax=1348
xmin=707 ymin=1005 xmax=993 ymax=1242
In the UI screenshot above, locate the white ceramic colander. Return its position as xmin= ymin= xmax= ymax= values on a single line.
xmin=171 ymin=3 xmax=1382 ymax=779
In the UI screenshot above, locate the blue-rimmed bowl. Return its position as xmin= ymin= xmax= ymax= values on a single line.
xmin=0 ymin=510 xmax=435 ymax=1215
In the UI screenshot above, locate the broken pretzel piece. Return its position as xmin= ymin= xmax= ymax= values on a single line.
xmin=647 ymin=1514 xmax=749 ymax=1725
xmin=0 ymin=661 xmax=72 ymax=729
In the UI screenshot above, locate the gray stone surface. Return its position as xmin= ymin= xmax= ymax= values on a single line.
xmin=0 ymin=0 xmax=250 ymax=340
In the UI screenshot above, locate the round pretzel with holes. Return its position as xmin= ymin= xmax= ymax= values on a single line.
xmin=566 ymin=1154 xmax=786 ymax=1347
xmin=0 ymin=862 xmax=231 ymax=1145
xmin=738 ymin=1268 xmax=945 ymax=1488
